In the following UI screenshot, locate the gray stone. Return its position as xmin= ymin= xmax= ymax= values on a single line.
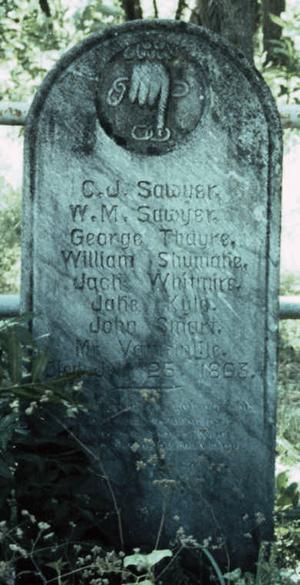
xmin=22 ymin=21 xmax=282 ymax=569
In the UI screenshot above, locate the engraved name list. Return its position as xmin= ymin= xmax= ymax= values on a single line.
xmin=56 ymin=177 xmax=251 ymax=386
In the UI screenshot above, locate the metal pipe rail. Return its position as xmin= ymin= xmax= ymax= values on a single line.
xmin=0 ymin=294 xmax=300 ymax=320
xmin=279 ymin=296 xmax=300 ymax=320
xmin=1 ymin=102 xmax=300 ymax=129
xmin=0 ymin=102 xmax=28 ymax=126
xmin=0 ymin=295 xmax=20 ymax=317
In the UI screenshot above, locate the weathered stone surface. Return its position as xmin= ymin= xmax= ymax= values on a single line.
xmin=22 ymin=21 xmax=282 ymax=569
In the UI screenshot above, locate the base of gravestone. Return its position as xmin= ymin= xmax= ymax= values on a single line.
xmin=65 ymin=404 xmax=275 ymax=577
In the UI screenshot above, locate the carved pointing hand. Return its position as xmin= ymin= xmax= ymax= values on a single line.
xmin=128 ymin=62 xmax=170 ymax=133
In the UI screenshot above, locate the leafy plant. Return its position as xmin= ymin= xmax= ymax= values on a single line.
xmin=223 ymin=541 xmax=300 ymax=585
xmin=276 ymin=471 xmax=299 ymax=511
xmin=0 ymin=318 xmax=174 ymax=583
xmin=0 ymin=179 xmax=21 ymax=293
xmin=256 ymin=8 xmax=300 ymax=103
xmin=0 ymin=317 xmax=90 ymax=551
xmin=275 ymin=470 xmax=300 ymax=572
xmin=0 ymin=0 xmax=123 ymax=101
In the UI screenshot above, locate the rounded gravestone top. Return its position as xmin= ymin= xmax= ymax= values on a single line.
xmin=26 ymin=20 xmax=281 ymax=161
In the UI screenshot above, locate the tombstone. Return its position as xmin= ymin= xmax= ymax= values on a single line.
xmin=22 ymin=21 xmax=282 ymax=571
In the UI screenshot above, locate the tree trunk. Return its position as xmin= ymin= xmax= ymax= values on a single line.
xmin=120 ymin=0 xmax=143 ymax=20
xmin=175 ymin=0 xmax=188 ymax=20
xmin=190 ymin=0 xmax=256 ymax=62
xmin=263 ymin=0 xmax=285 ymax=62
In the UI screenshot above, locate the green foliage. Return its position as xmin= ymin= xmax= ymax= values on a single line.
xmin=0 ymin=179 xmax=20 ymax=293
xmin=74 ymin=0 xmax=123 ymax=36
xmin=122 ymin=549 xmax=172 ymax=584
xmin=0 ymin=318 xmax=175 ymax=583
xmin=270 ymin=12 xmax=300 ymax=38
xmin=276 ymin=471 xmax=299 ymax=510
xmin=256 ymin=8 xmax=300 ymax=103
xmin=223 ymin=542 xmax=300 ymax=585
xmin=0 ymin=528 xmax=173 ymax=585
xmin=276 ymin=516 xmax=300 ymax=572
xmin=275 ymin=281 xmax=300 ymax=576
xmin=277 ymin=317 xmax=300 ymax=451
xmin=275 ymin=469 xmax=300 ymax=571
xmin=0 ymin=0 xmax=125 ymax=293
xmin=0 ymin=316 xmax=86 ymax=406
xmin=124 ymin=549 xmax=172 ymax=571
xmin=0 ymin=0 xmax=123 ymax=101
xmin=0 ymin=316 xmax=89 ymax=525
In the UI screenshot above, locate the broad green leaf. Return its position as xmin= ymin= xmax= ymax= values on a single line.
xmin=286 ymin=482 xmax=299 ymax=494
xmin=277 ymin=494 xmax=293 ymax=509
xmin=277 ymin=471 xmax=288 ymax=491
xmin=32 ymin=351 xmax=48 ymax=382
xmin=269 ymin=14 xmax=287 ymax=28
xmin=124 ymin=549 xmax=172 ymax=570
xmin=124 ymin=552 xmax=148 ymax=570
xmin=144 ymin=549 xmax=172 ymax=567
xmin=7 ymin=330 xmax=22 ymax=384
xmin=224 ymin=568 xmax=242 ymax=581
xmin=126 ymin=581 xmax=154 ymax=585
